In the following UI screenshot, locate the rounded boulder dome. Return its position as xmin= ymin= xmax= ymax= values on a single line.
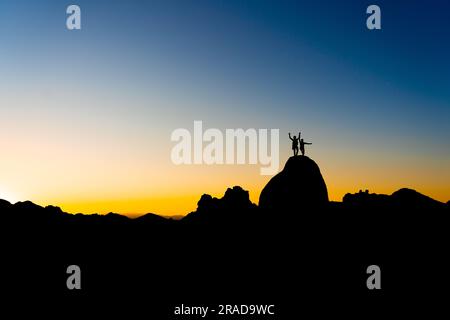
xmin=259 ymin=156 xmax=328 ymax=211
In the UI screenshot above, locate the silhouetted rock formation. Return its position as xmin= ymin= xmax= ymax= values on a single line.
xmin=135 ymin=212 xmax=172 ymax=226
xmin=259 ymin=156 xmax=328 ymax=211
xmin=1 ymin=182 xmax=449 ymax=310
xmin=1 ymin=184 xmax=446 ymax=226
xmin=343 ymin=188 xmax=446 ymax=210
xmin=183 ymin=186 xmax=258 ymax=224
xmin=0 ymin=199 xmax=12 ymax=211
xmin=391 ymin=188 xmax=444 ymax=209
xmin=343 ymin=189 xmax=391 ymax=209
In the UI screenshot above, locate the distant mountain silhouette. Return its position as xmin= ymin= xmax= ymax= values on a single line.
xmin=343 ymin=188 xmax=447 ymax=210
xmin=134 ymin=212 xmax=173 ymax=228
xmin=0 ymin=199 xmax=12 ymax=211
xmin=391 ymin=188 xmax=445 ymax=209
xmin=1 ymin=156 xmax=447 ymax=222
xmin=259 ymin=156 xmax=328 ymax=211
xmin=1 ymin=185 xmax=446 ymax=224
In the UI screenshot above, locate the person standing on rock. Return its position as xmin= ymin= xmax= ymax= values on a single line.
xmin=289 ymin=132 xmax=301 ymax=156
xmin=300 ymin=138 xmax=312 ymax=156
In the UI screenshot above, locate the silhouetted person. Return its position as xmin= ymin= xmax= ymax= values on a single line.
xmin=289 ymin=132 xmax=301 ymax=156
xmin=300 ymin=138 xmax=312 ymax=156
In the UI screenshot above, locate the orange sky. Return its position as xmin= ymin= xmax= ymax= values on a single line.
xmin=1 ymin=141 xmax=448 ymax=217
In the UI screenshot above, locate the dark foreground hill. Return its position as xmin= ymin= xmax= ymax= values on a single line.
xmin=1 ymin=156 xmax=449 ymax=316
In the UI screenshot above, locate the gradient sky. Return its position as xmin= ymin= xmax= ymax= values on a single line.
xmin=0 ymin=0 xmax=449 ymax=215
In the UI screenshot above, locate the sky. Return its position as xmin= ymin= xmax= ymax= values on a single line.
xmin=0 ymin=0 xmax=449 ymax=216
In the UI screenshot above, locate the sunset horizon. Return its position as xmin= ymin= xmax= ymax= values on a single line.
xmin=1 ymin=0 xmax=449 ymax=216
xmin=1 ymin=151 xmax=448 ymax=217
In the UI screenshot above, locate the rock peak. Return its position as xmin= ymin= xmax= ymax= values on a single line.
xmin=259 ymin=156 xmax=328 ymax=211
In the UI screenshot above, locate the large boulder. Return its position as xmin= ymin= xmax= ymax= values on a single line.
xmin=259 ymin=156 xmax=328 ymax=211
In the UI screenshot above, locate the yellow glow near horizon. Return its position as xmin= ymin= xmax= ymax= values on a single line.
xmin=1 ymin=104 xmax=449 ymax=217
xmin=1 ymin=131 xmax=449 ymax=217
xmin=17 ymin=184 xmax=450 ymax=218
xmin=7 ymin=160 xmax=448 ymax=218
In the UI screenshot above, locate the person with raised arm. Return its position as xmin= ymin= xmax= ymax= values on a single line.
xmin=288 ymin=132 xmax=301 ymax=156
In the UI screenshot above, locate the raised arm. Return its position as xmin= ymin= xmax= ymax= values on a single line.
xmin=288 ymin=133 xmax=293 ymax=141
xmin=298 ymin=132 xmax=301 ymax=139
xmin=305 ymin=142 xmax=312 ymax=145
